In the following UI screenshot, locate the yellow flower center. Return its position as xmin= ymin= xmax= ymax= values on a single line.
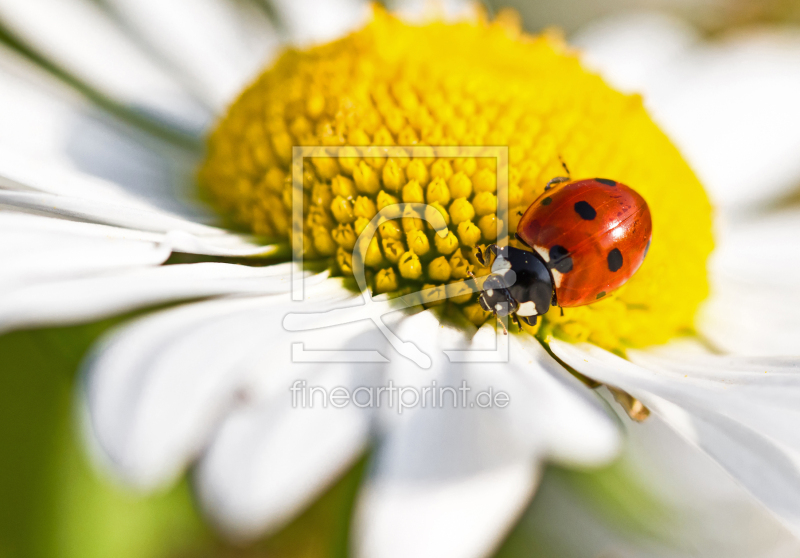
xmin=200 ymin=7 xmax=714 ymax=351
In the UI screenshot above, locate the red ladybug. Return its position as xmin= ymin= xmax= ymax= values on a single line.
xmin=475 ymin=168 xmax=652 ymax=327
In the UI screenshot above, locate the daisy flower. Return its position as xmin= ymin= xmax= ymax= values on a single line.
xmin=0 ymin=2 xmax=799 ymax=557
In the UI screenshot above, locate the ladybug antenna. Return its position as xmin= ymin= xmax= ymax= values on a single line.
xmin=558 ymin=155 xmax=571 ymax=178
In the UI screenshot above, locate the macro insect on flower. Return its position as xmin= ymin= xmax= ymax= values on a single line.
xmin=1 ymin=2 xmax=800 ymax=557
xmin=475 ymin=163 xmax=653 ymax=329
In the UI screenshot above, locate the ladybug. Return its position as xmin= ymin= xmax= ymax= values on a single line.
xmin=475 ymin=164 xmax=653 ymax=328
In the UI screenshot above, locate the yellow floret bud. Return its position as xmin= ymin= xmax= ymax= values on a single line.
xmin=425 ymin=202 xmax=450 ymax=227
xmin=398 ymin=251 xmax=423 ymax=279
xmin=448 ymin=172 xmax=473 ymax=199
xmin=337 ymin=247 xmax=353 ymax=275
xmin=420 ymin=284 xmax=446 ymax=307
xmin=463 ymin=303 xmax=491 ymax=326
xmin=478 ymin=214 xmax=499 ymax=241
xmin=332 ymin=223 xmax=357 ymax=250
xmin=428 ymin=256 xmax=452 ymax=282
xmin=354 ymin=217 xmax=370 ymax=237
xmin=331 ymin=175 xmax=356 ymax=199
xmin=264 ymin=167 xmax=285 ymax=194
xmin=312 ymin=225 xmax=337 ymax=256
xmin=402 ymin=180 xmax=425 ymax=204
xmin=457 ymin=220 xmax=482 ymax=247
xmin=473 ymin=168 xmax=497 ymax=193
xmin=382 ymin=238 xmax=406 ymax=263
xmin=379 ymin=219 xmax=403 ymax=240
xmin=376 ymin=190 xmax=399 ymax=211
xmin=375 ymin=267 xmax=399 ymax=294
xmin=434 ymin=230 xmax=459 ymax=255
xmin=382 ymin=158 xmax=406 ymax=192
xmin=449 ymin=248 xmax=471 ymax=279
xmin=430 ymin=159 xmax=453 ymax=181
xmin=406 ymin=229 xmax=431 ymax=256
xmin=363 ymin=236 xmax=384 ymax=268
xmin=426 ymin=177 xmax=451 ymax=205
xmin=338 ymin=146 xmax=360 ymax=176
xmin=446 ymin=280 xmax=474 ymax=305
xmin=406 ymin=159 xmax=429 ymax=186
xmin=473 ymin=192 xmax=497 ymax=216
xmin=331 ymin=195 xmax=356 ymax=223
xmin=311 ymin=157 xmax=340 ymax=180
xmin=353 ymin=161 xmax=380 ymax=194
xmin=353 ymin=196 xmax=377 ymax=220
xmin=453 ymin=157 xmax=477 ymax=176
xmin=449 ymin=198 xmax=475 ymax=225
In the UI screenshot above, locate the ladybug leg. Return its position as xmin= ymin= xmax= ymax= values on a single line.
xmin=520 ymin=315 xmax=537 ymax=327
xmin=496 ymin=316 xmax=508 ymax=335
xmin=560 ymin=307 xmax=564 ymax=317
xmin=475 ymin=244 xmax=498 ymax=266
xmin=545 ymin=176 xmax=570 ymax=191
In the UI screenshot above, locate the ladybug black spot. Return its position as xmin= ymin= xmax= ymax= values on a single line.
xmin=595 ymin=178 xmax=617 ymax=187
xmin=549 ymin=245 xmax=573 ymax=273
xmin=596 ymin=291 xmax=606 ymax=299
xmin=574 ymin=200 xmax=596 ymax=220
xmin=541 ymin=197 xmax=552 ymax=206
xmin=607 ymin=248 xmax=623 ymax=272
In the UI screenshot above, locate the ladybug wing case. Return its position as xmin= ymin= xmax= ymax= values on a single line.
xmin=516 ymin=179 xmax=652 ymax=307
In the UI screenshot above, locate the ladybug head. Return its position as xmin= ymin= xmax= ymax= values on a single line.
xmin=476 ymin=245 xmax=553 ymax=325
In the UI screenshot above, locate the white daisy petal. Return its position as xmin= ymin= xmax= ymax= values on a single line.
xmin=195 ymin=317 xmax=387 ymax=539
xmin=574 ymin=12 xmax=699 ymax=96
xmin=0 ymin=261 xmax=314 ymax=334
xmin=84 ymin=280 xmax=352 ymax=490
xmin=270 ymin=0 xmax=368 ymax=45
xmin=0 ymin=44 xmax=203 ymax=215
xmin=0 ymin=0 xmax=209 ymax=133
xmin=0 ymin=227 xmax=171 ymax=292
xmin=0 ymin=211 xmax=276 ymax=259
xmin=355 ymin=318 xmax=619 ymax=558
xmin=699 ymin=209 xmax=800 ymax=356
xmin=514 ymin=335 xmax=622 ymax=467
xmin=102 ymin=0 xmax=279 ymax=109
xmin=549 ymin=339 xmax=800 ymax=537
xmin=576 ymin=13 xmax=800 ymax=211
xmin=0 ymin=189 xmax=218 ymax=235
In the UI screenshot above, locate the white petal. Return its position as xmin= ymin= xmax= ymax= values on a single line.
xmin=550 ymin=338 xmax=800 ymax=538
xmin=103 ymin=0 xmax=279 ymax=109
xmin=574 ymin=12 xmax=699 ymax=95
xmin=388 ymin=0 xmax=477 ymax=22
xmin=523 ymin=407 xmax=800 ymax=557
xmin=699 ymin=209 xmax=800 ymax=356
xmin=84 ymin=279 xmax=352 ymax=490
xmin=270 ymin=0 xmax=368 ymax=45
xmin=577 ymin=13 xmax=800 ymax=211
xmin=0 ymin=188 xmax=221 ymax=235
xmin=354 ymin=319 xmax=619 ymax=558
xmin=195 ymin=317 xmax=387 ymax=539
xmin=0 ymin=226 xmax=171 ymax=292
xmin=0 ymin=0 xmax=209 ymax=133
xmin=0 ymin=261 xmax=315 ymax=334
xmin=0 ymin=45 xmax=204 ymax=216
